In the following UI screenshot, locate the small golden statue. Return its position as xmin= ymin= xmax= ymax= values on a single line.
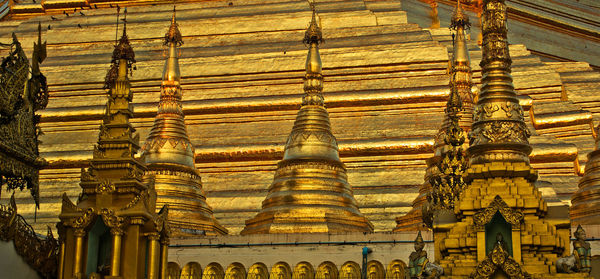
xmin=557 ymin=225 xmax=592 ymax=273
xmin=494 ymin=233 xmax=509 ymax=252
xmin=573 ymin=225 xmax=592 ymax=273
xmin=408 ymin=231 xmax=428 ymax=278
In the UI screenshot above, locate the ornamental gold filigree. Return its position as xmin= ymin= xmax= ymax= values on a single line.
xmin=96 ymin=179 xmax=116 ymax=194
xmin=73 ymin=208 xmax=95 ymax=229
xmin=0 ymin=194 xmax=58 ymax=277
xmin=469 ymin=243 xmax=530 ymax=279
xmin=473 ymin=195 xmax=524 ymax=229
xmin=0 ymin=27 xmax=48 ymax=206
xmin=100 ymin=208 xmax=126 ymax=235
xmin=469 ymin=121 xmax=530 ymax=146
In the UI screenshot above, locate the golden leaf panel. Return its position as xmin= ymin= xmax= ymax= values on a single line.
xmin=164 ymin=259 xmax=405 ymax=279
xmin=0 ymin=0 xmax=599 ymax=235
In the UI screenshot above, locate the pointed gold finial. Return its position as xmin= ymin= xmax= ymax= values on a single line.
xmin=451 ymin=1 xmax=470 ymax=30
xmin=165 ymin=6 xmax=183 ymax=46
xmin=415 ymin=231 xmax=424 ymax=244
xmin=162 ymin=6 xmax=182 ymax=82
xmin=468 ymin=0 xmax=532 ymax=166
xmin=104 ymin=8 xmax=135 ymax=89
xmin=304 ymin=1 xmax=323 ymax=45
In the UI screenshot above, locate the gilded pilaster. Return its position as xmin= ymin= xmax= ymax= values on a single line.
xmin=141 ymin=7 xmax=227 ymax=236
xmin=241 ymin=4 xmax=372 ymax=234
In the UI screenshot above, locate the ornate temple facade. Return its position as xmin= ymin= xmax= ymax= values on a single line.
xmin=0 ymin=0 xmax=599 ymax=278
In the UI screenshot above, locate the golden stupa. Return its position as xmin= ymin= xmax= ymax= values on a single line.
xmin=57 ymin=13 xmax=169 ymax=278
xmin=241 ymin=6 xmax=373 ymax=234
xmin=432 ymin=0 xmax=591 ymax=277
xmin=140 ymin=8 xmax=227 ymax=237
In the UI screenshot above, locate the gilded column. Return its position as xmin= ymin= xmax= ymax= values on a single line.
xmin=141 ymin=7 xmax=227 ymax=236
xmin=72 ymin=228 xmax=85 ymax=279
xmin=110 ymin=227 xmax=123 ymax=277
xmin=160 ymin=238 xmax=169 ymax=279
xmin=241 ymin=4 xmax=372 ymax=234
xmin=147 ymin=233 xmax=161 ymax=279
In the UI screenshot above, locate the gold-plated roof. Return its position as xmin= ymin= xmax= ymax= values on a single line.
xmin=241 ymin=5 xmax=372 ymax=234
xmin=141 ymin=8 xmax=227 ymax=236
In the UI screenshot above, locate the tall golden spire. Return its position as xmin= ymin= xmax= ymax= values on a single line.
xmin=467 ymin=0 xmax=531 ymax=167
xmin=241 ymin=4 xmax=373 ymax=234
xmin=141 ymin=7 xmax=227 ymax=236
xmin=395 ymin=1 xmax=473 ymax=230
xmin=58 ymin=10 xmax=169 ymax=279
xmin=432 ymin=1 xmax=577 ymax=277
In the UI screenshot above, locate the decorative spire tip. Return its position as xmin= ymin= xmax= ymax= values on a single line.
xmin=303 ymin=1 xmax=323 ymax=45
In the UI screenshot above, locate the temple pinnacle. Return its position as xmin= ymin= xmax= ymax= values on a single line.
xmin=467 ymin=0 xmax=532 ymax=167
xmin=241 ymin=6 xmax=372 ymax=234
xmin=141 ymin=9 xmax=227 ymax=236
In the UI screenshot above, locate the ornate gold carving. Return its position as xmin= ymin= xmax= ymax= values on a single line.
xmin=293 ymin=261 xmax=315 ymax=279
xmin=100 ymin=208 xmax=126 ymax=234
xmin=73 ymin=207 xmax=95 ymax=229
xmin=340 ymin=261 xmax=360 ymax=279
xmin=0 ymin=26 xmax=48 ymax=206
xmin=104 ymin=9 xmax=135 ymax=90
xmin=248 ymin=263 xmax=269 ymax=279
xmin=225 ymin=262 xmax=246 ymax=279
xmin=181 ymin=262 xmax=202 ymax=279
xmin=0 ymin=194 xmax=58 ymax=276
xmin=165 ymin=6 xmax=183 ymax=46
xmin=469 ymin=121 xmax=530 ymax=145
xmin=96 ymin=179 xmax=116 ymax=194
xmin=204 ymin=262 xmax=226 ymax=279
xmin=365 ymin=261 xmax=384 ymax=279
xmin=271 ymin=262 xmax=292 ymax=279
xmin=470 ymin=243 xmax=530 ymax=279
xmin=468 ymin=0 xmax=532 ymax=164
xmin=386 ymin=260 xmax=406 ymax=279
xmin=316 ymin=261 xmax=337 ymax=279
xmin=473 ymin=195 xmax=524 ymax=229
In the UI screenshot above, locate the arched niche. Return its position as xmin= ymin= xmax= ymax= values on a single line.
xmin=203 ymin=262 xmax=225 ymax=279
xmin=167 ymin=262 xmax=181 ymax=279
xmin=316 ymin=261 xmax=338 ymax=279
xmin=270 ymin=262 xmax=292 ymax=279
xmin=366 ymin=261 xmax=384 ymax=279
xmin=485 ymin=212 xmax=512 ymax=256
xmin=474 ymin=195 xmax=524 ymax=262
xmin=248 ymin=263 xmax=269 ymax=279
xmin=225 ymin=262 xmax=246 ymax=279
xmin=339 ymin=261 xmax=360 ymax=279
xmin=85 ymin=217 xmax=110 ymax=277
xmin=180 ymin=262 xmax=202 ymax=279
xmin=293 ymin=261 xmax=314 ymax=279
xmin=386 ymin=260 xmax=406 ymax=279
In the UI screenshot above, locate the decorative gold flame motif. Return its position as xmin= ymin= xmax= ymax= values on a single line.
xmin=242 ymin=4 xmax=372 ymax=234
